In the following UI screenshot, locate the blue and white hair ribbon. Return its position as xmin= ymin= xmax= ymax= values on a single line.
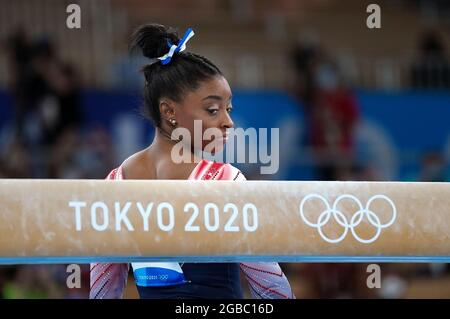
xmin=158 ymin=28 xmax=195 ymax=65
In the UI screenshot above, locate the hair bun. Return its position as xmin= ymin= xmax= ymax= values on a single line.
xmin=130 ymin=23 xmax=180 ymax=60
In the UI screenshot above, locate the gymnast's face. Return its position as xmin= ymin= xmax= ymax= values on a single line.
xmin=164 ymin=75 xmax=234 ymax=153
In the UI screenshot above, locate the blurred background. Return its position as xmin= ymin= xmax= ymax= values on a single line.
xmin=0 ymin=0 xmax=449 ymax=298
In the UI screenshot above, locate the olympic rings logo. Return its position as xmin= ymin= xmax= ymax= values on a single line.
xmin=158 ymin=274 xmax=169 ymax=280
xmin=299 ymin=194 xmax=396 ymax=244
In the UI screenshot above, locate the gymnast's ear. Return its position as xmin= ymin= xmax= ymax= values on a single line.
xmin=159 ymin=99 xmax=176 ymax=121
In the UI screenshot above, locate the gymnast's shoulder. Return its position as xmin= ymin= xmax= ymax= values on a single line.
xmin=119 ymin=148 xmax=199 ymax=180
xmin=120 ymin=148 xmax=157 ymax=180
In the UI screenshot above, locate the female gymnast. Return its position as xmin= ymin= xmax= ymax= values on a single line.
xmin=90 ymin=23 xmax=294 ymax=299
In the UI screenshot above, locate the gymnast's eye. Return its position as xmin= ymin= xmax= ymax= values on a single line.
xmin=207 ymin=108 xmax=219 ymax=115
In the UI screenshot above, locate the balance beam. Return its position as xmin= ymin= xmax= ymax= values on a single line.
xmin=0 ymin=179 xmax=449 ymax=264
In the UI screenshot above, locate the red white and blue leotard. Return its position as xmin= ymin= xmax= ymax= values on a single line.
xmin=90 ymin=159 xmax=294 ymax=299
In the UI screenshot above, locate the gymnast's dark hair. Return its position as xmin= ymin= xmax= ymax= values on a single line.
xmin=130 ymin=23 xmax=222 ymax=127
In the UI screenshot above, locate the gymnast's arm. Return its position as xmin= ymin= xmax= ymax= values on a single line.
xmin=89 ymin=168 xmax=129 ymax=299
xmin=240 ymin=262 xmax=295 ymax=299
xmin=233 ymin=171 xmax=295 ymax=299
xmin=89 ymin=263 xmax=129 ymax=299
